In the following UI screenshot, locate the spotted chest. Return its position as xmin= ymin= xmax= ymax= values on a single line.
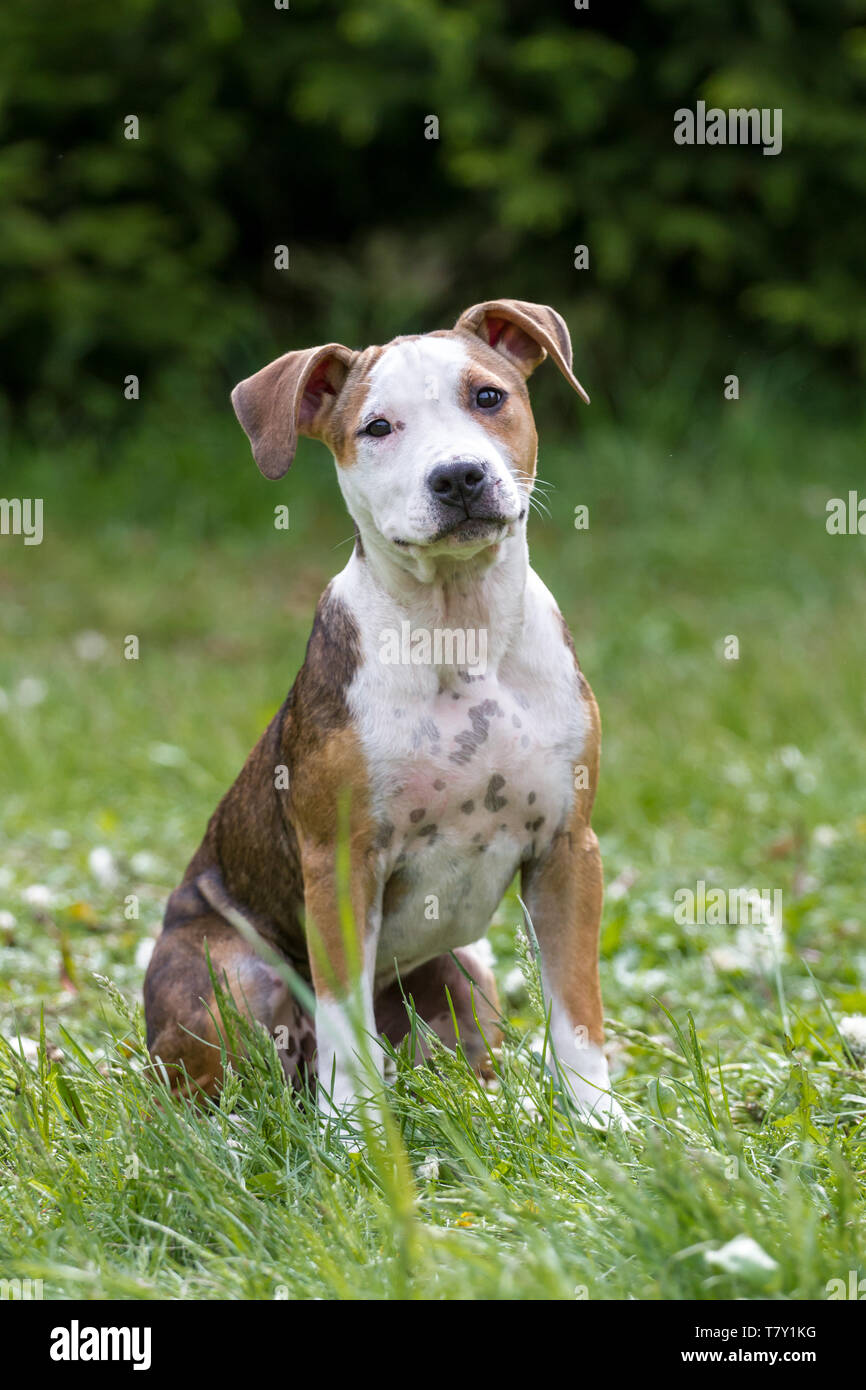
xmin=352 ymin=665 xmax=588 ymax=980
xmin=382 ymin=685 xmax=568 ymax=854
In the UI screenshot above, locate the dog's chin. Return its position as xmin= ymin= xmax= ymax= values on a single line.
xmin=432 ymin=515 xmax=510 ymax=546
xmin=393 ymin=513 xmax=522 ymax=557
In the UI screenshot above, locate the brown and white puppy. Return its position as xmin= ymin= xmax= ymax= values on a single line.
xmin=144 ymin=299 xmax=624 ymax=1125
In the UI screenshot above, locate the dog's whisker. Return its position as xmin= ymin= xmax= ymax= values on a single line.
xmin=529 ymin=498 xmax=551 ymax=519
xmin=512 ymin=469 xmax=555 ymax=497
xmin=516 ymin=480 xmax=553 ymax=516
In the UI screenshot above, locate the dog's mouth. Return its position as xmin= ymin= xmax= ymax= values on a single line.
xmin=431 ymin=514 xmax=509 ymax=544
xmin=392 ymin=509 xmax=525 ymax=551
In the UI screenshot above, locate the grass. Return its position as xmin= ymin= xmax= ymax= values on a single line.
xmin=1 ymin=376 xmax=865 ymax=1300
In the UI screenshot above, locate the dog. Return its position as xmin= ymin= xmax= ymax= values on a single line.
xmin=144 ymin=298 xmax=624 ymax=1126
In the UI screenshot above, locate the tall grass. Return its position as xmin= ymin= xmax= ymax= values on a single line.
xmin=1 ymin=380 xmax=864 ymax=1298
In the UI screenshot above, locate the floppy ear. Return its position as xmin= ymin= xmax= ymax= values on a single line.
xmin=453 ymin=299 xmax=590 ymax=404
xmin=231 ymin=344 xmax=356 ymax=479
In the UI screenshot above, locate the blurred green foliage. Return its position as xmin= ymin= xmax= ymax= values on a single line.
xmin=1 ymin=0 xmax=864 ymax=434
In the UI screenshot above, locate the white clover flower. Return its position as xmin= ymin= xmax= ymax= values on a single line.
xmin=813 ymin=824 xmax=838 ymax=848
xmin=639 ymin=968 xmax=667 ymax=992
xmin=839 ymin=1015 xmax=866 ymax=1060
xmin=88 ymin=846 xmax=118 ymax=888
xmin=709 ymin=946 xmax=747 ymax=974
xmin=22 ymin=884 xmax=54 ymax=909
xmin=74 ymin=630 xmax=109 ymax=661
xmin=134 ymin=937 xmax=156 ymax=972
xmin=705 ymin=1235 xmax=778 ymax=1283
xmin=0 ymin=910 xmax=17 ymax=931
xmin=417 ymin=1155 xmax=440 ymax=1182
xmin=130 ymin=851 xmax=162 ymax=877
xmin=740 ymin=923 xmax=781 ymax=967
xmin=148 ymin=742 xmax=186 ymax=767
xmin=723 ymin=761 xmax=752 ymax=787
xmin=16 ymin=677 xmax=47 ymax=708
xmin=778 ymin=745 xmax=804 ymax=769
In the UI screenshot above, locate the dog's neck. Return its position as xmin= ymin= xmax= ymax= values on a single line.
xmin=346 ymin=518 xmax=530 ymax=672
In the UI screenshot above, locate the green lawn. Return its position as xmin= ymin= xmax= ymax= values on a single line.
xmin=1 ymin=383 xmax=865 ymax=1299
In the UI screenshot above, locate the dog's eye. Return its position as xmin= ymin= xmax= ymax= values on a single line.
xmin=365 ymin=418 xmax=392 ymax=437
xmin=476 ymin=387 xmax=503 ymax=409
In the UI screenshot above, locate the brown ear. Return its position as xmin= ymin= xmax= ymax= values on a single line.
xmin=454 ymin=299 xmax=590 ymax=405
xmin=231 ymin=344 xmax=356 ymax=479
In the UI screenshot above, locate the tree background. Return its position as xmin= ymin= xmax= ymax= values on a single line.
xmin=1 ymin=0 xmax=864 ymax=442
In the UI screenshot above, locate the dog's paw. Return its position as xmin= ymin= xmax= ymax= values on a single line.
xmin=315 ymin=1075 xmax=390 ymax=1151
xmin=574 ymin=1086 xmax=632 ymax=1132
xmin=562 ymin=1068 xmax=633 ymax=1132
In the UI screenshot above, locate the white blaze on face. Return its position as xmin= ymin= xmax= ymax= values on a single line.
xmin=337 ymin=337 xmax=526 ymax=547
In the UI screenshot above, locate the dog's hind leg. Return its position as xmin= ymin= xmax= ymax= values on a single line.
xmin=374 ymin=945 xmax=502 ymax=1076
xmin=144 ymin=915 xmax=314 ymax=1098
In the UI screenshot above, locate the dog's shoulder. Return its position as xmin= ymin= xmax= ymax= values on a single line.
xmin=278 ymin=576 xmax=377 ymax=846
xmin=286 ymin=579 xmax=361 ymax=741
xmin=519 ymin=567 xmax=594 ymax=691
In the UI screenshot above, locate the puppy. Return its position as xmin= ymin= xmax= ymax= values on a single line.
xmin=144 ymin=298 xmax=623 ymax=1125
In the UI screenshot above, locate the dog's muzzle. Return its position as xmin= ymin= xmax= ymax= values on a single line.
xmin=425 ymin=458 xmax=511 ymax=542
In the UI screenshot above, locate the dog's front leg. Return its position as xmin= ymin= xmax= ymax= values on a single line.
xmin=521 ymin=819 xmax=625 ymax=1127
xmin=299 ymin=838 xmax=384 ymax=1122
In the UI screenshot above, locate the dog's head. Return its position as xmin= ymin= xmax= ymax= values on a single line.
xmin=231 ymin=299 xmax=589 ymax=563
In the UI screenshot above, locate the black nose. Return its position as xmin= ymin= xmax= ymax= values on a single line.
xmin=428 ymin=460 xmax=487 ymax=508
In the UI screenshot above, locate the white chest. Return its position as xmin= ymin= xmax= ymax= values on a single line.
xmin=333 ymin=554 xmax=590 ymax=980
xmin=351 ymin=656 xmax=588 ymax=980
